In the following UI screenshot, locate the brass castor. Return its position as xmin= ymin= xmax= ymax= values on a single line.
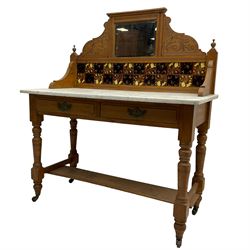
xmin=176 ymin=237 xmax=182 ymax=248
xmin=32 ymin=195 xmax=39 ymax=202
xmin=192 ymin=205 xmax=199 ymax=215
xmin=69 ymin=178 xmax=74 ymax=183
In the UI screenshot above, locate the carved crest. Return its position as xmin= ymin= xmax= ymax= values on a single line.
xmin=79 ymin=20 xmax=112 ymax=58
xmin=161 ymin=17 xmax=205 ymax=56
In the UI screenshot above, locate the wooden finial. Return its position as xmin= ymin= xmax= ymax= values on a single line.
xmin=211 ymin=39 xmax=216 ymax=49
xmin=72 ymin=45 xmax=76 ymax=53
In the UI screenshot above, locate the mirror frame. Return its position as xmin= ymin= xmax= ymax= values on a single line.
xmin=108 ymin=8 xmax=167 ymax=58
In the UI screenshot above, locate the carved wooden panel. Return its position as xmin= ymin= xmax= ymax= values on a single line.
xmin=161 ymin=16 xmax=205 ymax=56
xmin=79 ymin=20 xmax=113 ymax=58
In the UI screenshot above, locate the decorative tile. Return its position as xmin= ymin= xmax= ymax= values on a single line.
xmin=180 ymin=62 xmax=193 ymax=74
xmin=77 ymin=73 xmax=85 ymax=83
xmin=113 ymin=63 xmax=124 ymax=74
xmin=94 ymin=63 xmax=104 ymax=74
xmin=192 ymin=75 xmax=205 ymax=87
xmin=123 ymin=74 xmax=133 ymax=85
xmin=77 ymin=63 xmax=85 ymax=73
xmin=193 ymin=62 xmax=206 ymax=75
xmin=94 ymin=74 xmax=103 ymax=84
xmin=167 ymin=62 xmax=180 ymax=74
xmin=144 ymin=75 xmax=156 ymax=86
xmin=104 ymin=63 xmax=113 ymax=74
xmin=85 ymin=63 xmax=94 ymax=73
xmin=123 ymin=63 xmax=133 ymax=74
xmin=85 ymin=73 xmax=94 ymax=83
xmin=180 ymin=75 xmax=192 ymax=87
xmin=155 ymin=74 xmax=167 ymax=86
xmin=167 ymin=75 xmax=179 ymax=86
xmin=134 ymin=74 xmax=144 ymax=86
xmin=103 ymin=74 xmax=113 ymax=84
xmin=156 ymin=63 xmax=168 ymax=74
xmin=134 ymin=63 xmax=145 ymax=74
xmin=145 ymin=63 xmax=156 ymax=74
xmin=113 ymin=74 xmax=123 ymax=85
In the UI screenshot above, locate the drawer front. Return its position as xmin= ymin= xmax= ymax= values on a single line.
xmin=101 ymin=103 xmax=178 ymax=127
xmin=36 ymin=98 xmax=97 ymax=118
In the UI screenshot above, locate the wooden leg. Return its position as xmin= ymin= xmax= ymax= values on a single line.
xmin=173 ymin=142 xmax=192 ymax=248
xmin=31 ymin=116 xmax=44 ymax=202
xmin=68 ymin=118 xmax=79 ymax=183
xmin=191 ymin=124 xmax=208 ymax=215
xmin=173 ymin=105 xmax=195 ymax=247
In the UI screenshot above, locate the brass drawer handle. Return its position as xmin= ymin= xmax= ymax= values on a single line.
xmin=57 ymin=101 xmax=72 ymax=111
xmin=127 ymin=107 xmax=147 ymax=118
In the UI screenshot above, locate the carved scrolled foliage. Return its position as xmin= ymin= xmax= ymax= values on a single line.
xmin=164 ymin=34 xmax=199 ymax=53
xmin=80 ymin=20 xmax=112 ymax=58
xmin=162 ymin=17 xmax=205 ymax=56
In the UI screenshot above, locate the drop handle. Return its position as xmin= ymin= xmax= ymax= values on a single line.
xmin=57 ymin=101 xmax=72 ymax=111
xmin=127 ymin=107 xmax=147 ymax=118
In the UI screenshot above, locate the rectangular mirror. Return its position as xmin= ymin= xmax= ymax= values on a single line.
xmin=115 ymin=20 xmax=157 ymax=57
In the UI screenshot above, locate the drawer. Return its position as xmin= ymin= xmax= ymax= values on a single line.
xmin=101 ymin=103 xmax=178 ymax=127
xmin=36 ymin=98 xmax=97 ymax=118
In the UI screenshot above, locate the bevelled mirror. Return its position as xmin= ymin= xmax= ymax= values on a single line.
xmin=115 ymin=20 xmax=157 ymax=57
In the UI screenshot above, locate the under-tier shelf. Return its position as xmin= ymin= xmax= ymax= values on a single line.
xmin=48 ymin=166 xmax=199 ymax=205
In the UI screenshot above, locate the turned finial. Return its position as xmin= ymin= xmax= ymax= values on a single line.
xmin=72 ymin=45 xmax=76 ymax=53
xmin=211 ymin=39 xmax=216 ymax=49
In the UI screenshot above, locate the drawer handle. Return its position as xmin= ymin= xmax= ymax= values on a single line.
xmin=127 ymin=107 xmax=147 ymax=118
xmin=57 ymin=101 xmax=72 ymax=111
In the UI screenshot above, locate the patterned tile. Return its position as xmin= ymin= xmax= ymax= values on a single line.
xmin=123 ymin=63 xmax=133 ymax=74
xmin=144 ymin=75 xmax=156 ymax=86
xmin=134 ymin=63 xmax=145 ymax=74
xmin=167 ymin=75 xmax=179 ymax=86
xmin=156 ymin=63 xmax=168 ymax=74
xmin=192 ymin=75 xmax=205 ymax=87
xmin=113 ymin=63 xmax=124 ymax=74
xmin=180 ymin=75 xmax=192 ymax=87
xmin=193 ymin=62 xmax=206 ymax=75
xmin=145 ymin=63 xmax=156 ymax=74
xmin=85 ymin=73 xmax=94 ymax=83
xmin=77 ymin=63 xmax=85 ymax=73
xmin=167 ymin=62 xmax=180 ymax=74
xmin=123 ymin=74 xmax=133 ymax=85
xmin=94 ymin=63 xmax=104 ymax=74
xmin=180 ymin=62 xmax=193 ymax=74
xmin=103 ymin=74 xmax=113 ymax=84
xmin=104 ymin=63 xmax=113 ymax=74
xmin=85 ymin=63 xmax=94 ymax=73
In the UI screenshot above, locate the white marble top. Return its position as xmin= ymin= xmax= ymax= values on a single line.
xmin=20 ymin=88 xmax=218 ymax=105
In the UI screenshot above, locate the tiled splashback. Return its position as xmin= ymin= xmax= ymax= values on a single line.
xmin=77 ymin=62 xmax=206 ymax=87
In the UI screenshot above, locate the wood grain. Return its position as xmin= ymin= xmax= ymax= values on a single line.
xmin=49 ymin=166 xmax=178 ymax=203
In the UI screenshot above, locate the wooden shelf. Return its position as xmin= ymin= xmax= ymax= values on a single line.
xmin=48 ymin=166 xmax=177 ymax=203
xmin=48 ymin=166 xmax=199 ymax=205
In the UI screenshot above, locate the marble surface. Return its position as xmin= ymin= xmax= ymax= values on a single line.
xmin=20 ymin=88 xmax=218 ymax=105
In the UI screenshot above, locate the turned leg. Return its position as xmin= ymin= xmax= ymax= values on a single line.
xmin=173 ymin=142 xmax=192 ymax=248
xmin=31 ymin=116 xmax=44 ymax=202
xmin=191 ymin=124 xmax=208 ymax=215
xmin=68 ymin=118 xmax=79 ymax=183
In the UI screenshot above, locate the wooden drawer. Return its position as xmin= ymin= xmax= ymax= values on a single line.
xmin=36 ymin=98 xmax=97 ymax=118
xmin=100 ymin=103 xmax=178 ymax=127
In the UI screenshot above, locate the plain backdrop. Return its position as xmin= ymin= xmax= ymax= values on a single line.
xmin=0 ymin=0 xmax=250 ymax=249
